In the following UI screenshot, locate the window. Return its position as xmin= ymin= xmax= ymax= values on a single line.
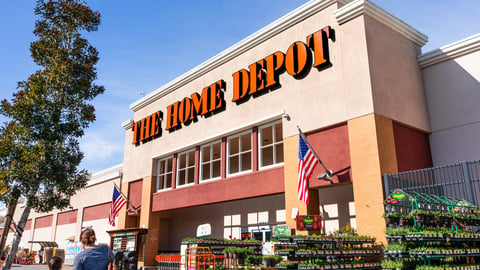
xmin=200 ymin=140 xmax=222 ymax=182
xmin=227 ymin=131 xmax=252 ymax=175
xmin=177 ymin=148 xmax=196 ymax=187
xmin=156 ymin=156 xmax=173 ymax=191
xmin=259 ymin=121 xmax=284 ymax=168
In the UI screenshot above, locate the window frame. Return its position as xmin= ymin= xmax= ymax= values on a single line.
xmin=199 ymin=140 xmax=222 ymax=183
xmin=176 ymin=148 xmax=196 ymax=187
xmin=226 ymin=130 xmax=253 ymax=177
xmin=258 ymin=120 xmax=284 ymax=169
xmin=156 ymin=155 xmax=174 ymax=192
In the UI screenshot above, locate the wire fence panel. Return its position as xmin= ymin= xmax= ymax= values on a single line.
xmin=384 ymin=160 xmax=480 ymax=207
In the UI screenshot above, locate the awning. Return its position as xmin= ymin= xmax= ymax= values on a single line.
xmin=28 ymin=241 xmax=58 ymax=248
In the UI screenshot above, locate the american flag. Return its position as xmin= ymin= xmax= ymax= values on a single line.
xmin=298 ymin=133 xmax=320 ymax=204
xmin=109 ymin=185 xmax=127 ymax=226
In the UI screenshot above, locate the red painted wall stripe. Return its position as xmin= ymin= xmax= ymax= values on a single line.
xmin=83 ymin=203 xmax=111 ymax=222
xmin=57 ymin=210 xmax=78 ymax=226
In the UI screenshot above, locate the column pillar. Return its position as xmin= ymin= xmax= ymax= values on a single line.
xmin=348 ymin=114 xmax=398 ymax=243
xmin=139 ymin=176 xmax=160 ymax=267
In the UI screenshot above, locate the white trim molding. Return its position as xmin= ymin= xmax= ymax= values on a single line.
xmin=334 ymin=0 xmax=428 ymax=47
xmin=130 ymin=0 xmax=346 ymax=112
xmin=88 ymin=164 xmax=123 ymax=187
xmin=122 ymin=119 xmax=133 ymax=130
xmin=419 ymin=33 xmax=480 ymax=68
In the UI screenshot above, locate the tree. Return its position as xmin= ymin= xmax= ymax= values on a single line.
xmin=0 ymin=0 xmax=103 ymax=268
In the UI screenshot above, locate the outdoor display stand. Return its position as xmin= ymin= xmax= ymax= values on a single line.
xmin=383 ymin=189 xmax=480 ymax=269
xmin=274 ymin=234 xmax=381 ymax=269
xmin=178 ymin=238 xmax=262 ymax=269
xmin=107 ymin=227 xmax=147 ymax=270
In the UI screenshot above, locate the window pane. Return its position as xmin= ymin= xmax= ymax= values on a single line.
xmin=241 ymin=134 xmax=251 ymax=151
xmin=167 ymin=159 xmax=173 ymax=171
xmin=166 ymin=174 xmax=172 ymax=188
xmin=202 ymin=145 xmax=211 ymax=162
xmin=241 ymin=152 xmax=252 ymax=171
xmin=159 ymin=160 xmax=166 ymax=174
xmin=178 ymin=170 xmax=186 ymax=186
xmin=212 ymin=160 xmax=221 ymax=178
xmin=229 ymin=155 xmax=239 ymax=174
xmin=187 ymin=167 xmax=195 ymax=184
xmin=202 ymin=163 xmax=210 ymax=180
xmin=179 ymin=154 xmax=186 ymax=168
xmin=276 ymin=143 xmax=284 ymax=163
xmin=188 ymin=151 xmax=196 ymax=166
xmin=262 ymin=146 xmax=274 ymax=167
xmin=274 ymin=123 xmax=283 ymax=142
xmin=229 ymin=137 xmax=239 ymax=155
xmin=212 ymin=143 xmax=221 ymax=159
xmin=261 ymin=126 xmax=273 ymax=146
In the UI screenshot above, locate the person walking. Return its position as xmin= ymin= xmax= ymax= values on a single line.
xmin=38 ymin=247 xmax=44 ymax=264
xmin=73 ymin=228 xmax=116 ymax=270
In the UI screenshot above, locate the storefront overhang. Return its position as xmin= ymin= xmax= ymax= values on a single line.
xmin=28 ymin=241 xmax=58 ymax=248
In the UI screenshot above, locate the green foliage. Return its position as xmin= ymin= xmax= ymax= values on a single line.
xmin=0 ymin=0 xmax=103 ymax=212
xmin=381 ymin=259 xmax=403 ymax=269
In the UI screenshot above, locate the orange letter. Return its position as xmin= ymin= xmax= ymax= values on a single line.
xmin=191 ymin=87 xmax=210 ymax=118
xmin=131 ymin=121 xmax=141 ymax=144
xmin=150 ymin=111 xmax=162 ymax=137
xmin=264 ymin=51 xmax=285 ymax=89
xmin=140 ymin=116 xmax=151 ymax=140
xmin=307 ymin=26 xmax=331 ymax=68
xmin=232 ymin=69 xmax=250 ymax=102
xmin=248 ymin=59 xmax=266 ymax=95
xmin=178 ymin=97 xmax=192 ymax=124
xmin=285 ymin=41 xmax=311 ymax=78
xmin=165 ymin=102 xmax=179 ymax=130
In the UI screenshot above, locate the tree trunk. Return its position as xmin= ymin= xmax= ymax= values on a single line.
xmin=2 ymin=204 xmax=30 ymax=270
xmin=0 ymin=199 xmax=17 ymax=258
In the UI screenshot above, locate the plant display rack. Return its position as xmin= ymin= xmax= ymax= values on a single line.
xmin=181 ymin=237 xmax=262 ymax=268
xmin=274 ymin=235 xmax=382 ymax=270
xmin=383 ymin=189 xmax=480 ymax=269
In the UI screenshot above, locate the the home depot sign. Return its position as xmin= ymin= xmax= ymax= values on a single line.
xmin=132 ymin=27 xmax=334 ymax=145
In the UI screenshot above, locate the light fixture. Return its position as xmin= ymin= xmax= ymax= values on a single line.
xmin=282 ymin=112 xmax=290 ymax=121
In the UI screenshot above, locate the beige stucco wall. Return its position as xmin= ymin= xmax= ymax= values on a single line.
xmin=421 ymin=38 xmax=480 ymax=166
xmin=6 ymin=165 xmax=122 ymax=251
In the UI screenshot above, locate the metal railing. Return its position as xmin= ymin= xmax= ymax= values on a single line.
xmin=383 ymin=160 xmax=480 ymax=206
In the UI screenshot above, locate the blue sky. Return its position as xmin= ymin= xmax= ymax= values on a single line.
xmin=1 ymin=0 xmax=479 ymax=174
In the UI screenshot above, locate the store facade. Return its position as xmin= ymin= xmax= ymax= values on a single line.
xmin=119 ymin=0 xmax=432 ymax=266
xmin=3 ymin=0 xmax=479 ymax=268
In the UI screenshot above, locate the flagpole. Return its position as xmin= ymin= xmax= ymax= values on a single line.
xmin=113 ymin=183 xmax=140 ymax=210
xmin=297 ymin=126 xmax=333 ymax=178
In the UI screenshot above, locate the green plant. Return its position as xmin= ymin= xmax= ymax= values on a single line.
xmin=381 ymin=259 xmax=403 ymax=269
xmin=245 ymin=255 xmax=262 ymax=266
xmin=384 ymin=211 xmax=401 ymax=218
xmin=384 ymin=243 xmax=406 ymax=252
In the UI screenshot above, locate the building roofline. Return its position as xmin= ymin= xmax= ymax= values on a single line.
xmin=334 ymin=0 xmax=428 ymax=47
xmin=88 ymin=164 xmax=123 ymax=187
xmin=129 ymin=0 xmax=347 ymax=113
xmin=419 ymin=33 xmax=480 ymax=68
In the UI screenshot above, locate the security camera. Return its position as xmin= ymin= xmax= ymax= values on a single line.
xmin=282 ymin=112 xmax=290 ymax=121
